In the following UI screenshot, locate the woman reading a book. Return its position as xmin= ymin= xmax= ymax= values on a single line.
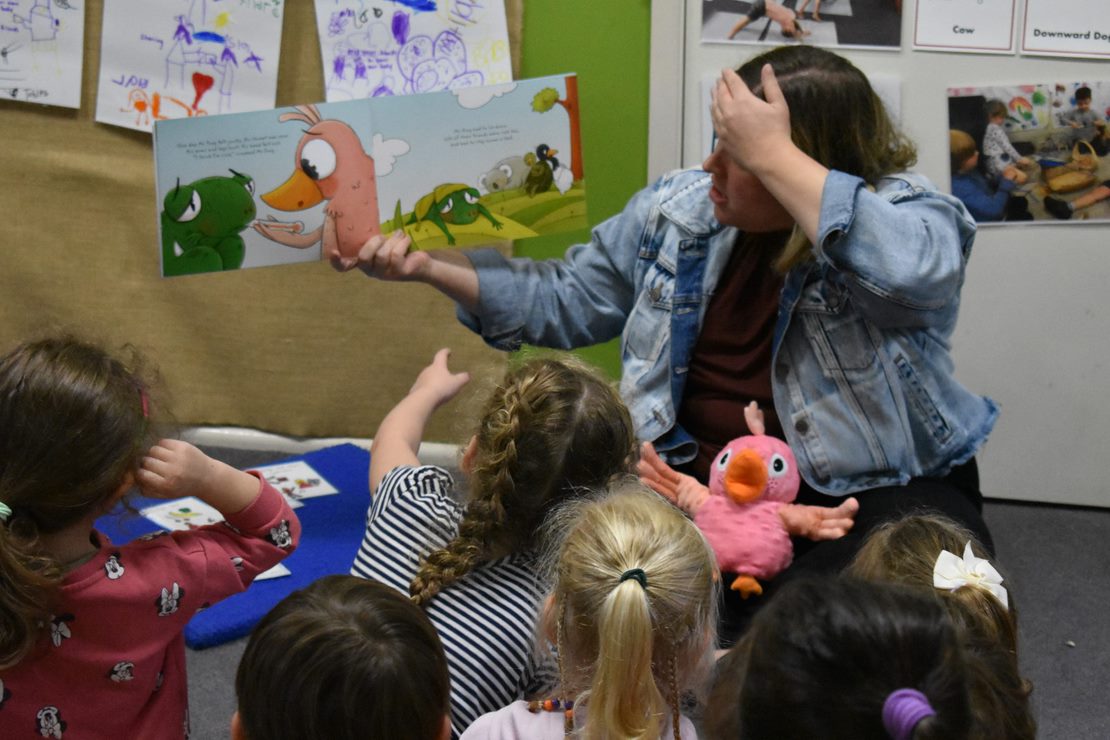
xmin=336 ymin=45 xmax=997 ymax=639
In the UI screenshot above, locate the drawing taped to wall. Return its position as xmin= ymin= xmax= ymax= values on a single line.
xmin=96 ymin=0 xmax=285 ymax=133
xmin=947 ymin=81 xmax=1110 ymax=224
xmin=153 ymin=74 xmax=586 ymax=277
xmin=313 ymin=0 xmax=512 ymax=102
xmin=0 ymin=0 xmax=85 ymax=107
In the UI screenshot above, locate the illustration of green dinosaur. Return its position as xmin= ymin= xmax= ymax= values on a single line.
xmin=161 ymin=170 xmax=256 ymax=277
xmin=407 ymin=183 xmax=502 ymax=246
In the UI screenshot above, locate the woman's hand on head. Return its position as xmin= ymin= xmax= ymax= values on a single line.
xmin=409 ymin=348 xmax=471 ymax=409
xmin=711 ymin=64 xmax=794 ymax=176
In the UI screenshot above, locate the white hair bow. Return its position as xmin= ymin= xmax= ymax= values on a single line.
xmin=933 ymin=541 xmax=1008 ymax=610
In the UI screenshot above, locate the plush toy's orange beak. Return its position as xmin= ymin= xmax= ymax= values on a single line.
xmin=261 ymin=168 xmax=324 ymax=211
xmin=724 ymin=449 xmax=768 ymax=505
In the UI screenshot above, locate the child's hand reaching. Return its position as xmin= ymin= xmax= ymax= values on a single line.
xmin=368 ymin=349 xmax=470 ymax=492
xmin=409 ymin=348 xmax=471 ymax=408
xmin=138 ymin=439 xmax=260 ymax=515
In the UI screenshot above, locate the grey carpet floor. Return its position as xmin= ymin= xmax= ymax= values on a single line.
xmin=183 ymin=446 xmax=1109 ymax=739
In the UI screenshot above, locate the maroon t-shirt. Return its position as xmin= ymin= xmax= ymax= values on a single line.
xmin=676 ymin=232 xmax=787 ymax=482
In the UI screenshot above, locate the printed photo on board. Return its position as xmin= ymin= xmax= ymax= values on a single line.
xmin=700 ymin=0 xmax=902 ymax=50
xmin=947 ymin=81 xmax=1110 ymax=224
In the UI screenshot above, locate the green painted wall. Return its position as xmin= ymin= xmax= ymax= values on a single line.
xmin=515 ymin=0 xmax=653 ymax=377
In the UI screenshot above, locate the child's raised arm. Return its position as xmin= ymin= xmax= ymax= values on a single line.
xmin=137 ymin=439 xmax=262 ymax=515
xmin=370 ymin=349 xmax=470 ymax=492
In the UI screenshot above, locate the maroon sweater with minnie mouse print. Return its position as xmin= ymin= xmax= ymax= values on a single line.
xmin=0 ymin=476 xmax=299 ymax=739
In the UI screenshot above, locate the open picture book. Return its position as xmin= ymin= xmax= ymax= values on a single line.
xmin=153 ymin=74 xmax=585 ymax=277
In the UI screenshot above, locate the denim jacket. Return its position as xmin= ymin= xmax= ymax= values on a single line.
xmin=457 ymin=168 xmax=998 ymax=495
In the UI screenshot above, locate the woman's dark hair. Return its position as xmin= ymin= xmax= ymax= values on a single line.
xmin=236 ymin=575 xmax=450 ymax=740
xmin=0 ymin=335 xmax=157 ymax=668
xmin=706 ymin=576 xmax=973 ymax=740
xmin=737 ymin=45 xmax=917 ymax=187
xmin=734 ymin=46 xmax=918 ymax=271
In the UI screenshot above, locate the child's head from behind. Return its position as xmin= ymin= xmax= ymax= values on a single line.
xmin=0 ymin=334 xmax=154 ymax=668
xmin=234 ymin=575 xmax=450 ymax=740
xmin=949 ymin=130 xmax=979 ymax=175
xmin=708 ymin=577 xmax=972 ymax=740
xmin=410 ymin=355 xmax=636 ymax=605
xmin=847 ymin=514 xmax=1016 ymax=652
xmin=544 ymin=483 xmax=718 ymax=740
xmin=847 ymin=513 xmax=1035 ymax=740
xmin=985 ymin=99 xmax=1008 ymax=123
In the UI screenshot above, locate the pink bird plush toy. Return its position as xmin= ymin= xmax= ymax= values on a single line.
xmin=639 ymin=402 xmax=857 ymax=598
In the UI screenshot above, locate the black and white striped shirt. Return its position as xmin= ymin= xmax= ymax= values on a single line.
xmin=351 ymin=465 xmax=556 ymax=738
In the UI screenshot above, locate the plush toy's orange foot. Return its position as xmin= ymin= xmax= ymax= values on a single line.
xmin=730 ymin=575 xmax=763 ymax=599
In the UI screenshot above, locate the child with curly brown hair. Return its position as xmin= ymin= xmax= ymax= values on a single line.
xmin=349 ymin=349 xmax=637 ymax=738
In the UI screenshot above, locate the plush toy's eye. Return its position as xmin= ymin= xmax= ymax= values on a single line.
xmin=440 ymin=199 xmax=454 ymax=214
xmin=767 ymin=453 xmax=789 ymax=478
xmin=172 ymin=190 xmax=202 ymax=223
xmin=300 ymin=139 xmax=337 ymax=180
xmin=715 ymin=450 xmax=731 ymax=470
xmin=464 ymin=190 xmax=479 ymax=204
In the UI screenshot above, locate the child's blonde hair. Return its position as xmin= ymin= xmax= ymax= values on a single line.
xmin=409 ymin=355 xmax=637 ymax=606
xmin=949 ymin=129 xmax=978 ymax=175
xmin=847 ymin=513 xmax=1035 ymax=740
xmin=0 ymin=335 xmax=159 ymax=668
xmin=543 ymin=483 xmax=718 ymax=740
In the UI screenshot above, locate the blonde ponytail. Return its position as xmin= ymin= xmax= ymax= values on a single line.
xmin=545 ymin=482 xmax=718 ymax=740
xmin=590 ymin=578 xmax=664 ymax=740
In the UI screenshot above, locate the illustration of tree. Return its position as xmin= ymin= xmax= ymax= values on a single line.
xmin=531 ymin=76 xmax=582 ymax=181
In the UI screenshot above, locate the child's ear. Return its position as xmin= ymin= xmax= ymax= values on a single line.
xmin=540 ymin=593 xmax=558 ymax=643
xmin=438 ymin=714 xmax=452 ymax=740
xmin=460 ymin=435 xmax=479 ymax=475
xmin=230 ymin=710 xmax=248 ymax=740
xmin=116 ymin=472 xmax=135 ymax=499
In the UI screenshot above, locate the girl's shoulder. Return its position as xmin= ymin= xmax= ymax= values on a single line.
xmin=460 ymin=701 xmax=563 ymax=740
xmin=376 ymin=464 xmax=461 ymax=510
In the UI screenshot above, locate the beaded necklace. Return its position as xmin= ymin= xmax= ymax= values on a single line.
xmin=526 ymin=698 xmax=575 ymax=736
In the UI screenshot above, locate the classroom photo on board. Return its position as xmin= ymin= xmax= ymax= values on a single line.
xmin=699 ymin=0 xmax=902 ymax=50
xmin=947 ymin=81 xmax=1110 ymax=225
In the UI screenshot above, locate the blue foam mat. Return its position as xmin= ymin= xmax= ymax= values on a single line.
xmin=95 ymin=444 xmax=371 ymax=649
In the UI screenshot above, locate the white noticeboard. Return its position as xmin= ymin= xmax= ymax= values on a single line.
xmin=647 ymin=0 xmax=1110 ymax=508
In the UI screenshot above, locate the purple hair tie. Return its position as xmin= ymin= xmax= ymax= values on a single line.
xmin=882 ymin=688 xmax=936 ymax=740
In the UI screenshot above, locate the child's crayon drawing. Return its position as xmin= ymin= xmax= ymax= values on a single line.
xmin=313 ymin=0 xmax=511 ymax=102
xmin=0 ymin=0 xmax=85 ymax=107
xmin=96 ymin=0 xmax=285 ymax=133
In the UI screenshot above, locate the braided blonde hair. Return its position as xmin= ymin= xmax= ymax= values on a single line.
xmin=545 ymin=482 xmax=718 ymax=740
xmin=409 ymin=355 xmax=636 ymax=606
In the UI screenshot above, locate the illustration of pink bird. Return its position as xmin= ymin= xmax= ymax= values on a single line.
xmin=638 ymin=402 xmax=858 ymax=598
xmin=253 ymin=104 xmax=381 ymax=264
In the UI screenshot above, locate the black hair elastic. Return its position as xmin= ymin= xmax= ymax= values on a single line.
xmin=619 ymin=568 xmax=648 ymax=590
